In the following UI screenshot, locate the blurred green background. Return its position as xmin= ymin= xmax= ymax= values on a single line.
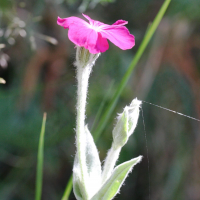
xmin=0 ymin=0 xmax=200 ymax=199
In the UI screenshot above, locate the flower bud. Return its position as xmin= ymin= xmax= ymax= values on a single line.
xmin=112 ymin=98 xmax=141 ymax=149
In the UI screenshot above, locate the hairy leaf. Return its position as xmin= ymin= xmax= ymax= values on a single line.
xmin=91 ymin=156 xmax=142 ymax=200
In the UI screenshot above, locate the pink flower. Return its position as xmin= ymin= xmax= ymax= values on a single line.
xmin=57 ymin=14 xmax=135 ymax=54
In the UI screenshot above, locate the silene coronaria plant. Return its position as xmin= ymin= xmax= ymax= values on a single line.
xmin=57 ymin=14 xmax=142 ymax=200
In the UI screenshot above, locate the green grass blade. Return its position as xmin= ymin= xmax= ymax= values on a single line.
xmin=61 ymin=0 xmax=171 ymax=198
xmin=94 ymin=0 xmax=171 ymax=141
xmin=61 ymin=175 xmax=73 ymax=200
xmin=91 ymin=80 xmax=115 ymax=132
xmin=35 ymin=113 xmax=47 ymax=200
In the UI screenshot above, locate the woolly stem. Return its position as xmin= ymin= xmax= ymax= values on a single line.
xmin=101 ymin=144 xmax=121 ymax=184
xmin=76 ymin=64 xmax=91 ymax=199
xmin=75 ymin=47 xmax=99 ymax=199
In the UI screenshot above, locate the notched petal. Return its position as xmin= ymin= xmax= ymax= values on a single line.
xmin=112 ymin=20 xmax=128 ymax=26
xmin=82 ymin=13 xmax=93 ymax=23
xmin=57 ymin=14 xmax=135 ymax=52
xmin=57 ymin=16 xmax=88 ymax=29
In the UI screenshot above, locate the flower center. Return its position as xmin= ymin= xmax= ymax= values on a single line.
xmin=88 ymin=24 xmax=101 ymax=32
xmin=86 ymin=20 xmax=105 ymax=32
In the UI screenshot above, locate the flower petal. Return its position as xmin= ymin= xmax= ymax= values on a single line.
xmin=57 ymin=16 xmax=88 ymax=29
xmin=82 ymin=14 xmax=93 ymax=23
xmin=101 ymin=25 xmax=135 ymax=50
xmin=57 ymin=14 xmax=135 ymax=53
xmin=82 ymin=14 xmax=106 ymax=29
xmin=96 ymin=33 xmax=109 ymax=53
xmin=68 ymin=23 xmax=99 ymax=54
xmin=112 ymin=20 xmax=128 ymax=26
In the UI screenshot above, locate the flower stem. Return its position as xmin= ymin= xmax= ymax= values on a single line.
xmin=76 ymin=62 xmax=92 ymax=199
xmin=101 ymin=144 xmax=121 ymax=184
xmin=75 ymin=47 xmax=100 ymax=199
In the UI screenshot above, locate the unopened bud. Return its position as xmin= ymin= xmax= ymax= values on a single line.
xmin=112 ymin=98 xmax=141 ymax=149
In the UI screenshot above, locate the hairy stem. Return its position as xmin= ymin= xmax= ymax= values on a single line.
xmin=101 ymin=144 xmax=121 ymax=184
xmin=76 ymin=62 xmax=92 ymax=199
xmin=75 ymin=47 xmax=100 ymax=199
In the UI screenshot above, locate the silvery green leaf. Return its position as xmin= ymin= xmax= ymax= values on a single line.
xmin=73 ymin=154 xmax=84 ymax=200
xmin=91 ymin=156 xmax=142 ymax=200
xmin=85 ymin=125 xmax=102 ymax=198
xmin=73 ymin=126 xmax=101 ymax=199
